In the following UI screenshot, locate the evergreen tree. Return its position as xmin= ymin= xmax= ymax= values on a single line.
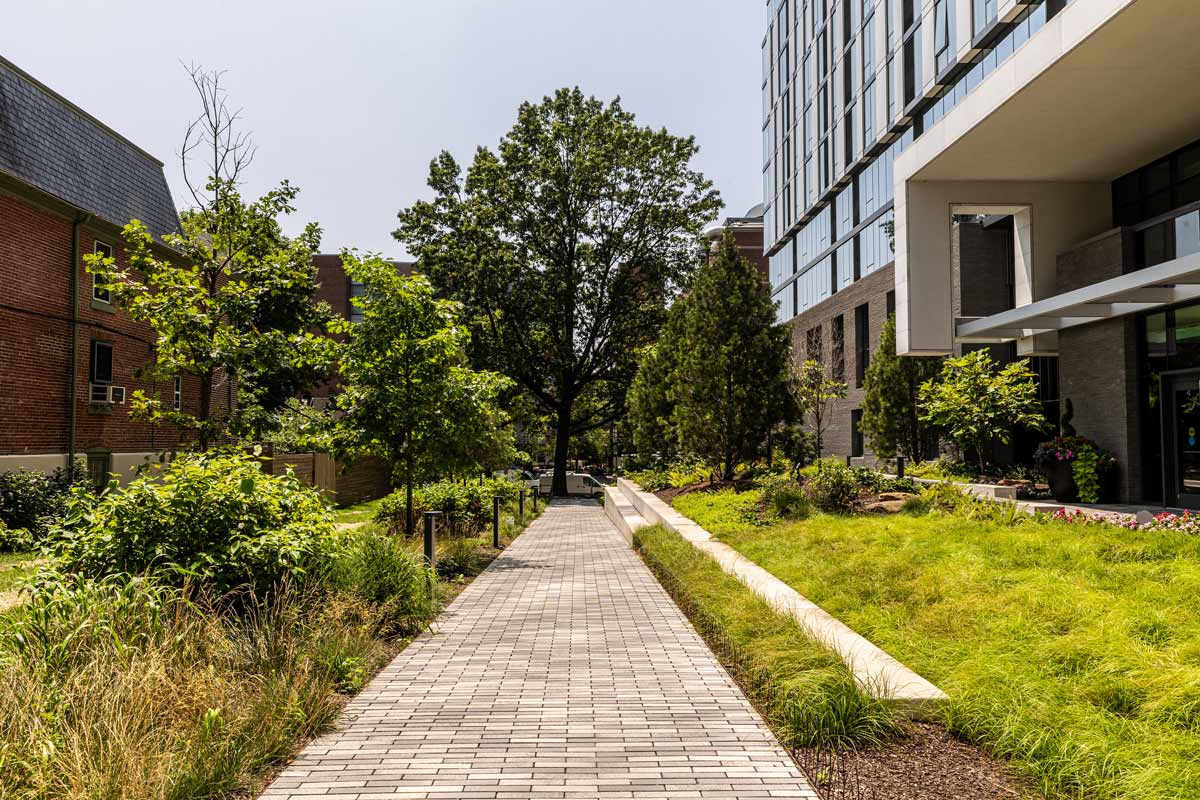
xmin=627 ymin=302 xmax=687 ymax=465
xmin=668 ymin=232 xmax=791 ymax=480
xmin=860 ymin=315 xmax=943 ymax=461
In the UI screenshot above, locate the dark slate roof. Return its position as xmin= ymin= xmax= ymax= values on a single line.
xmin=0 ymin=56 xmax=180 ymax=240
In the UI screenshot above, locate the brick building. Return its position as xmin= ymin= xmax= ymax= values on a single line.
xmin=0 ymin=56 xmax=224 ymax=485
xmin=704 ymin=205 xmax=768 ymax=281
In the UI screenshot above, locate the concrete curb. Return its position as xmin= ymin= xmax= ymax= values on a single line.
xmin=615 ymin=478 xmax=948 ymax=720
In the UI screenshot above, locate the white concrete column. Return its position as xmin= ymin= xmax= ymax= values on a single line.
xmin=953 ymin=0 xmax=973 ymax=57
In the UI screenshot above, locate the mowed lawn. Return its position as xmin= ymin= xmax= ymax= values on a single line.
xmin=674 ymin=490 xmax=1200 ymax=800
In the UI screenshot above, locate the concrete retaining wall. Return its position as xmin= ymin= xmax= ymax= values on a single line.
xmin=615 ymin=478 xmax=947 ymax=719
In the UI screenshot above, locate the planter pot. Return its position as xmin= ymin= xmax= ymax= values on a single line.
xmin=1043 ymin=460 xmax=1079 ymax=504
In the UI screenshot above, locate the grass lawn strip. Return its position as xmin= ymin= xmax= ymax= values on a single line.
xmin=634 ymin=522 xmax=1034 ymax=800
xmin=674 ymin=488 xmax=1200 ymax=800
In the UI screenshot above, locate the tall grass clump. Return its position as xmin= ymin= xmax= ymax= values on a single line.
xmin=0 ymin=573 xmax=391 ymax=800
xmin=0 ymin=450 xmax=445 ymax=799
xmin=633 ymin=523 xmax=899 ymax=751
xmin=674 ymin=487 xmax=1200 ymax=800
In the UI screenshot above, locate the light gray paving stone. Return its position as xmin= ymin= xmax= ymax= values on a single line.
xmin=259 ymin=499 xmax=818 ymax=800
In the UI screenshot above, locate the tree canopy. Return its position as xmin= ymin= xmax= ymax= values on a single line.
xmin=394 ymin=87 xmax=722 ymax=494
xmin=628 ymin=232 xmax=791 ymax=480
xmin=919 ymin=348 xmax=1050 ymax=471
xmin=333 ymin=253 xmax=515 ymax=534
xmin=86 ymin=66 xmax=335 ymax=449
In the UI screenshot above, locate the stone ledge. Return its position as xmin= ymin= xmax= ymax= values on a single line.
xmin=603 ymin=485 xmax=651 ymax=544
xmin=617 ymin=477 xmax=948 ymax=720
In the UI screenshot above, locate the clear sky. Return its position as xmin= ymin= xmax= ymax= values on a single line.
xmin=4 ymin=1 xmax=767 ymax=259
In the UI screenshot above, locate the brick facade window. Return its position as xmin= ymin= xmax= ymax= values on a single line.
xmin=174 ymin=376 xmax=182 ymax=410
xmin=854 ymin=303 xmax=870 ymax=387
xmin=832 ymin=314 xmax=846 ymax=383
xmin=93 ymin=241 xmax=113 ymax=303
xmin=851 ymin=408 xmax=864 ymax=457
xmin=806 ymin=324 xmax=823 ymax=363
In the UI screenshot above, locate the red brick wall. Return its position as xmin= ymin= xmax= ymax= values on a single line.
xmin=0 ymin=188 xmax=225 ymax=457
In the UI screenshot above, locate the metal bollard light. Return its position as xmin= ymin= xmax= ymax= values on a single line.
xmin=423 ymin=511 xmax=440 ymax=566
xmin=493 ymin=495 xmax=502 ymax=549
xmin=519 ymin=489 xmax=525 ymax=520
xmin=532 ymin=489 xmax=539 ymax=512
xmin=896 ymin=455 xmax=907 ymax=479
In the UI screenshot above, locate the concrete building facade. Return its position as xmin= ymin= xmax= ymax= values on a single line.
xmin=763 ymin=0 xmax=1200 ymax=503
xmin=890 ymin=0 xmax=1200 ymax=505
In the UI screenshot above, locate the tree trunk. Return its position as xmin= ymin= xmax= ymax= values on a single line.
xmin=551 ymin=400 xmax=572 ymax=497
xmin=198 ymin=369 xmax=213 ymax=451
xmin=404 ymin=453 xmax=415 ymax=537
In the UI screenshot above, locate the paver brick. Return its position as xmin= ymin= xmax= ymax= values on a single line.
xmin=260 ymin=499 xmax=817 ymax=799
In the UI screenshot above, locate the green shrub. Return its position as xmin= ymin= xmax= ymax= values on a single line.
xmin=436 ymin=537 xmax=490 ymax=581
xmin=375 ymin=478 xmax=520 ymax=538
xmin=50 ymin=450 xmax=332 ymax=594
xmin=0 ymin=465 xmax=82 ymax=542
xmin=323 ymin=529 xmax=437 ymax=636
xmin=0 ymin=519 xmax=33 ymax=554
xmin=803 ymin=462 xmax=860 ymax=513
xmin=759 ymin=474 xmax=811 ymax=520
xmin=877 ymin=476 xmax=920 ymax=494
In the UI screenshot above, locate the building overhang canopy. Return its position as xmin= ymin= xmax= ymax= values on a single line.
xmin=956 ymin=252 xmax=1200 ymax=342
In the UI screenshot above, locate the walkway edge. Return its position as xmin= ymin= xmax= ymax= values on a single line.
xmin=613 ymin=478 xmax=948 ymax=720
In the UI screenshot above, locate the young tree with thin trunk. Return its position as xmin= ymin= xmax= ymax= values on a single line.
xmin=919 ymin=348 xmax=1050 ymax=473
xmin=334 ymin=253 xmax=515 ymax=535
xmin=394 ymin=88 xmax=721 ymax=496
xmin=790 ymin=356 xmax=847 ymax=465
xmin=87 ymin=66 xmax=335 ymax=449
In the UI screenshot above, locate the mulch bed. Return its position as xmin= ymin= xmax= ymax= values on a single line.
xmin=797 ymin=722 xmax=1034 ymax=800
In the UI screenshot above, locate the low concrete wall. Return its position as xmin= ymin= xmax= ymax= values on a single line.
xmin=616 ymin=478 xmax=947 ymax=719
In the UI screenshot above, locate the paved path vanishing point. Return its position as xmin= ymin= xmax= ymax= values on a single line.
xmin=261 ymin=499 xmax=818 ymax=799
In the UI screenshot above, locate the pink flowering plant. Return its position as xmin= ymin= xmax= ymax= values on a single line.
xmin=1051 ymin=507 xmax=1200 ymax=534
xmin=1034 ymin=436 xmax=1117 ymax=503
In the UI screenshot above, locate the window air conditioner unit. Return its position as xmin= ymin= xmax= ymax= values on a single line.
xmin=90 ymin=384 xmax=127 ymax=404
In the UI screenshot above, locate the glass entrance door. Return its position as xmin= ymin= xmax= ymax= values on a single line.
xmin=1168 ymin=375 xmax=1200 ymax=508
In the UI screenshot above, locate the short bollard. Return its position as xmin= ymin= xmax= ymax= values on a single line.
xmin=897 ymin=456 xmax=907 ymax=479
xmin=423 ymin=511 xmax=440 ymax=596
xmin=492 ymin=495 xmax=502 ymax=549
xmin=519 ymin=489 xmax=525 ymax=520
xmin=845 ymin=455 xmax=852 ymax=467
xmin=532 ymin=490 xmax=539 ymax=512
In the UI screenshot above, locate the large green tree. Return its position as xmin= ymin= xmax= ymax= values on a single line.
xmin=394 ymin=88 xmax=721 ymax=495
xmin=860 ymin=315 xmax=944 ymax=461
xmin=633 ymin=232 xmax=790 ymax=481
xmin=919 ymin=348 xmax=1050 ymax=472
xmin=87 ymin=67 xmax=335 ymax=449
xmin=334 ymin=253 xmax=514 ymax=535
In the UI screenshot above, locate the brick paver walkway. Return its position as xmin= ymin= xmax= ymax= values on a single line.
xmin=261 ymin=499 xmax=817 ymax=799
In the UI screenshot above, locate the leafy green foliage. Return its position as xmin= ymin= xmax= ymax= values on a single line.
xmin=802 ymin=461 xmax=860 ymax=513
xmin=374 ymin=479 xmax=521 ymax=538
xmin=0 ymin=467 xmax=79 ymax=543
xmin=322 ymin=530 xmax=437 ymax=636
xmin=335 ymin=253 xmax=515 ymax=535
xmin=919 ymin=349 xmax=1051 ymax=471
xmin=758 ymin=475 xmax=811 ymax=520
xmin=666 ymin=232 xmax=792 ymax=480
xmin=86 ymin=71 xmax=336 ymax=448
xmin=860 ymin=315 xmax=943 ymax=460
xmin=436 ymin=538 xmax=491 ymax=581
xmin=789 ymin=358 xmax=847 ymax=461
xmin=0 ymin=519 xmax=32 ymax=554
xmin=395 ymin=88 xmax=722 ymax=495
xmin=627 ymin=303 xmax=688 ymax=465
xmin=50 ymin=451 xmax=332 ymax=594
